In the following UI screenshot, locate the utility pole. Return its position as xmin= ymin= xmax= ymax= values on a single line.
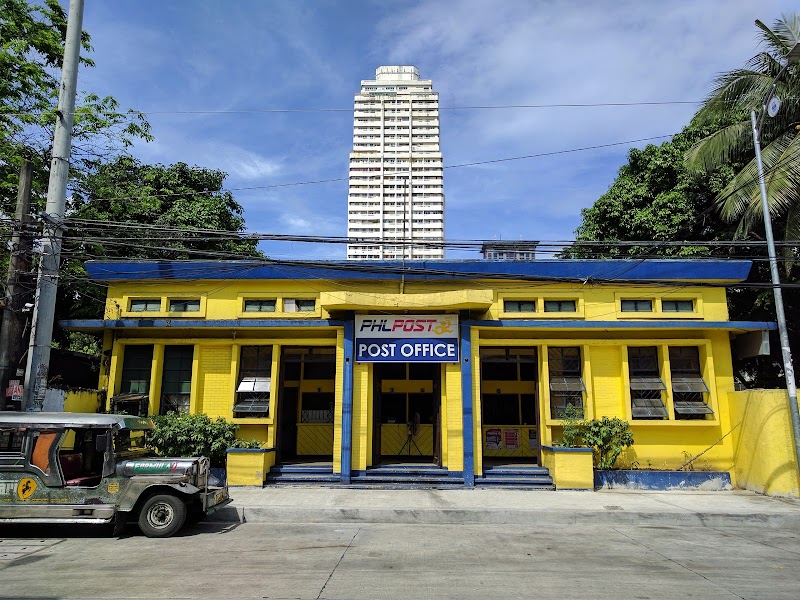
xmin=22 ymin=0 xmax=84 ymax=411
xmin=0 ymin=161 xmax=34 ymax=411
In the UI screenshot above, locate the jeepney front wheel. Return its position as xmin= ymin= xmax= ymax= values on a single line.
xmin=138 ymin=494 xmax=187 ymax=538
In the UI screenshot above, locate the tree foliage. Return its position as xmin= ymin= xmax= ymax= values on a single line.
xmin=54 ymin=157 xmax=262 ymax=349
xmin=0 ymin=0 xmax=151 ymax=215
xmin=0 ymin=4 xmax=262 ymax=356
xmin=567 ymin=118 xmax=743 ymax=257
xmin=686 ymin=14 xmax=800 ymax=241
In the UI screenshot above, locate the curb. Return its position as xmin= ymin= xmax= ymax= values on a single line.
xmin=206 ymin=505 xmax=800 ymax=528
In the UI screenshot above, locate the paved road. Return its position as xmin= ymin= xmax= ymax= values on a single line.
xmin=1 ymin=520 xmax=798 ymax=600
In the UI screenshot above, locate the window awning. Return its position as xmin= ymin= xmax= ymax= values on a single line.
xmin=233 ymin=400 xmax=270 ymax=414
xmin=674 ymin=400 xmax=714 ymax=415
xmin=632 ymin=397 xmax=668 ymax=418
xmin=630 ymin=376 xmax=666 ymax=391
xmin=671 ymin=376 xmax=709 ymax=393
xmin=237 ymin=377 xmax=271 ymax=393
xmin=549 ymin=376 xmax=586 ymax=392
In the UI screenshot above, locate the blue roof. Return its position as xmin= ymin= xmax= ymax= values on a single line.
xmin=84 ymin=259 xmax=752 ymax=283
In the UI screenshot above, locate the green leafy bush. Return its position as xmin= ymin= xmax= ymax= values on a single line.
xmin=147 ymin=412 xmax=261 ymax=467
xmin=556 ymin=409 xmax=634 ymax=470
xmin=559 ymin=404 xmax=584 ymax=448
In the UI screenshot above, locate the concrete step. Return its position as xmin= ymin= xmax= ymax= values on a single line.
xmin=270 ymin=465 xmax=334 ymax=475
xmin=477 ymin=479 xmax=555 ymax=489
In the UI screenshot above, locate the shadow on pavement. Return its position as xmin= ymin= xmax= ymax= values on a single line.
xmin=0 ymin=521 xmax=238 ymax=539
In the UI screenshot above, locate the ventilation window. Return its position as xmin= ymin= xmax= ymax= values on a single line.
xmin=621 ymin=299 xmax=653 ymax=313
xmin=662 ymin=300 xmax=694 ymax=313
xmin=284 ymin=299 xmax=316 ymax=313
xmin=244 ymin=299 xmax=276 ymax=313
xmin=544 ymin=300 xmax=577 ymax=313
xmin=168 ymin=299 xmax=200 ymax=312
xmin=503 ymin=300 xmax=536 ymax=313
xmin=129 ymin=299 xmax=161 ymax=312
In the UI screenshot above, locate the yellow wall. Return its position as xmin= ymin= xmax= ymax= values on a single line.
xmin=63 ymin=389 xmax=103 ymax=413
xmin=98 ymin=277 xmax=750 ymax=483
xmin=729 ymin=389 xmax=800 ymax=497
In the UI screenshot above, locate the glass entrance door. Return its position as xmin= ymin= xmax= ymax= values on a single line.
xmin=373 ymin=363 xmax=441 ymax=464
xmin=479 ymin=348 xmax=539 ymax=465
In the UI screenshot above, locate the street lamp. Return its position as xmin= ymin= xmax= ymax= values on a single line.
xmin=750 ymin=39 xmax=800 ymax=465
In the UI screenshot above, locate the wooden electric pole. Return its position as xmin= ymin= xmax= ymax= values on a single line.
xmin=0 ymin=161 xmax=34 ymax=410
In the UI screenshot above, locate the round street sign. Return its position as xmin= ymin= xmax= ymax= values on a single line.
xmin=767 ymin=95 xmax=781 ymax=118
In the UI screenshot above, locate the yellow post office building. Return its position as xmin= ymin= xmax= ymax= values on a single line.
xmin=65 ymin=259 xmax=774 ymax=488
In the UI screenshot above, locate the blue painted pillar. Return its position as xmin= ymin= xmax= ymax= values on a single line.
xmin=340 ymin=318 xmax=354 ymax=484
xmin=460 ymin=319 xmax=475 ymax=487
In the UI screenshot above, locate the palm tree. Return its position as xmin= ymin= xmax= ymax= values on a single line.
xmin=686 ymin=15 xmax=800 ymax=241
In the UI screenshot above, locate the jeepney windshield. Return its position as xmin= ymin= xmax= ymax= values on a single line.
xmin=113 ymin=428 xmax=150 ymax=457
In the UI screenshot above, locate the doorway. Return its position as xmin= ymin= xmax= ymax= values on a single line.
xmin=372 ymin=362 xmax=441 ymax=465
xmin=479 ymin=347 xmax=540 ymax=466
xmin=277 ymin=347 xmax=336 ymax=464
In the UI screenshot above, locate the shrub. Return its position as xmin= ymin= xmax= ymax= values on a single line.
xmin=556 ymin=408 xmax=634 ymax=470
xmin=581 ymin=417 xmax=634 ymax=470
xmin=147 ymin=412 xmax=261 ymax=467
xmin=559 ymin=404 xmax=584 ymax=448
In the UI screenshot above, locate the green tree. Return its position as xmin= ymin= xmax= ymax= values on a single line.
xmin=54 ymin=156 xmax=263 ymax=351
xmin=567 ymin=119 xmax=742 ymax=258
xmin=686 ymin=14 xmax=800 ymax=241
xmin=0 ymin=0 xmax=151 ymax=213
xmin=568 ymin=119 xmax=788 ymax=387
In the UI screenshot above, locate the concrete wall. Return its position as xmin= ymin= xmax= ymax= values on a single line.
xmin=42 ymin=388 xmax=102 ymax=413
xmin=729 ymin=389 xmax=800 ymax=497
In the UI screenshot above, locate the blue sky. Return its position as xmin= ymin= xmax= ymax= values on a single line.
xmin=75 ymin=0 xmax=795 ymax=260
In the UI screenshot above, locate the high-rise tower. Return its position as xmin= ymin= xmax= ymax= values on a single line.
xmin=347 ymin=66 xmax=444 ymax=260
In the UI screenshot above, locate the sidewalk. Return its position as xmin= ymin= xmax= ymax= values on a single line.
xmin=212 ymin=486 xmax=800 ymax=528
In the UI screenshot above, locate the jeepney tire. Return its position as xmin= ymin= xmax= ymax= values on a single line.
xmin=137 ymin=493 xmax=187 ymax=538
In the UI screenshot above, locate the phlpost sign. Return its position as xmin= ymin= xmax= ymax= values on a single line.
xmin=355 ymin=315 xmax=459 ymax=363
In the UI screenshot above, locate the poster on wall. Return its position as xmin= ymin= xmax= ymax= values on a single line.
xmin=486 ymin=429 xmax=501 ymax=450
xmin=528 ymin=429 xmax=539 ymax=451
xmin=504 ymin=428 xmax=519 ymax=450
xmin=355 ymin=315 xmax=459 ymax=363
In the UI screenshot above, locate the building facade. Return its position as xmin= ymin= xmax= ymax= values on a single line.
xmin=66 ymin=259 xmax=774 ymax=487
xmin=481 ymin=241 xmax=539 ymax=261
xmin=347 ymin=66 xmax=445 ymax=261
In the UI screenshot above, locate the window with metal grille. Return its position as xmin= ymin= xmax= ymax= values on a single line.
xmin=621 ymin=299 xmax=653 ymax=313
xmin=669 ymin=346 xmax=712 ymax=419
xmin=235 ymin=346 xmax=272 ymax=418
xmin=120 ymin=345 xmax=154 ymax=394
xmin=628 ymin=347 xmax=667 ymax=419
xmin=160 ymin=345 xmax=193 ymax=415
xmin=168 ymin=299 xmax=200 ymax=312
xmin=548 ymin=347 xmax=584 ymax=418
xmin=504 ymin=300 xmax=536 ymax=313
xmin=243 ymin=299 xmax=276 ymax=313
xmin=284 ymin=298 xmax=316 ymax=313
xmin=544 ymin=300 xmax=577 ymax=313
xmin=129 ymin=298 xmax=161 ymax=312
xmin=662 ymin=300 xmax=694 ymax=313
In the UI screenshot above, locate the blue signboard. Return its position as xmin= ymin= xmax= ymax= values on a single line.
xmin=355 ymin=315 xmax=459 ymax=363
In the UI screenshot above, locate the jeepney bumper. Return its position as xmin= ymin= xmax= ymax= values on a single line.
xmin=202 ymin=486 xmax=230 ymax=513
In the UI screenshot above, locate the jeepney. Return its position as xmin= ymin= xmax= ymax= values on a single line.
xmin=0 ymin=412 xmax=230 ymax=537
